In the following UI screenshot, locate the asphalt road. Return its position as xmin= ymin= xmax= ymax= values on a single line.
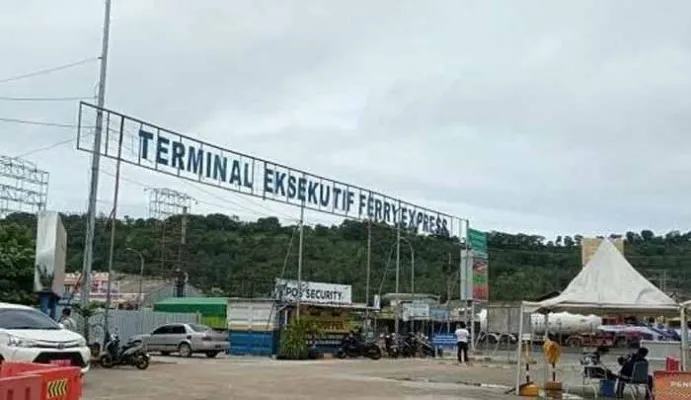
xmin=82 ymin=356 xmax=519 ymax=400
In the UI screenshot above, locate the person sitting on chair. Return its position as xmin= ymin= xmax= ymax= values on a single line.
xmin=581 ymin=346 xmax=618 ymax=380
xmin=616 ymin=347 xmax=653 ymax=399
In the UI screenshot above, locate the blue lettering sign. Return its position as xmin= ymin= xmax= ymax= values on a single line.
xmin=128 ymin=126 xmax=456 ymax=236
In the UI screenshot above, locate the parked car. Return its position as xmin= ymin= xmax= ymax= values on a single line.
xmin=0 ymin=302 xmax=91 ymax=374
xmin=132 ymin=323 xmax=228 ymax=358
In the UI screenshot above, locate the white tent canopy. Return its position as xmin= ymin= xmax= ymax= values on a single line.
xmin=515 ymin=239 xmax=685 ymax=394
xmin=524 ymin=239 xmax=679 ymax=317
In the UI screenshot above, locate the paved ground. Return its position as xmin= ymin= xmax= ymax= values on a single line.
xmin=82 ymin=356 xmax=519 ymax=400
xmin=82 ymin=350 xmax=659 ymax=399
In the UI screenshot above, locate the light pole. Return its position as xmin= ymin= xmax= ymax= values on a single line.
xmin=126 ymin=248 xmax=145 ymax=307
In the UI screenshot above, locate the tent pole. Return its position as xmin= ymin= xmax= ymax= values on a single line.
xmin=544 ymin=313 xmax=549 ymax=384
xmin=515 ymin=302 xmax=525 ymax=395
xmin=682 ymin=307 xmax=688 ymax=371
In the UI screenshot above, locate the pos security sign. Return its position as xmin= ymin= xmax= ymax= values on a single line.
xmin=274 ymin=279 xmax=352 ymax=305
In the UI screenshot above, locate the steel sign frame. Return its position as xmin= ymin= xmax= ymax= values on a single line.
xmin=76 ymin=102 xmax=465 ymax=235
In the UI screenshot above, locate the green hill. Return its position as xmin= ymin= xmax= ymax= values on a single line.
xmin=1 ymin=212 xmax=689 ymax=305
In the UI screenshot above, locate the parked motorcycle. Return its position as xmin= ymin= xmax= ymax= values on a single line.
xmin=336 ymin=331 xmax=382 ymax=360
xmin=383 ymin=333 xmax=399 ymax=358
xmin=415 ymin=333 xmax=441 ymax=358
xmin=100 ymin=332 xmax=150 ymax=369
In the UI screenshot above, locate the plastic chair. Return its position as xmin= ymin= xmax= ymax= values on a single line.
xmin=581 ymin=367 xmax=604 ymax=398
xmin=621 ymin=361 xmax=651 ymax=399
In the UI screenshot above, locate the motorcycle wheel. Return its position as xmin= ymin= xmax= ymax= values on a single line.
xmin=134 ymin=354 xmax=150 ymax=370
xmin=335 ymin=349 xmax=347 ymax=359
xmin=368 ymin=347 xmax=382 ymax=360
xmin=99 ymin=355 xmax=114 ymax=369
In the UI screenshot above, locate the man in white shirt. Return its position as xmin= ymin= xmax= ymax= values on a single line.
xmin=454 ymin=322 xmax=470 ymax=364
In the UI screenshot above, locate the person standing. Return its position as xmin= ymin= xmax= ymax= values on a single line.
xmin=59 ymin=307 xmax=77 ymax=332
xmin=454 ymin=322 xmax=470 ymax=364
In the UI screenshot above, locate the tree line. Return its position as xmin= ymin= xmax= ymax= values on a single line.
xmin=1 ymin=212 xmax=688 ymax=305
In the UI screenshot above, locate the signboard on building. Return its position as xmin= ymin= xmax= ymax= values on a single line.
xmin=402 ymin=301 xmax=430 ymax=321
xmin=76 ymin=103 xmax=463 ymax=236
xmin=34 ymin=211 xmax=67 ymax=296
xmin=582 ymin=237 xmax=624 ymax=267
xmin=274 ymin=279 xmax=352 ymax=305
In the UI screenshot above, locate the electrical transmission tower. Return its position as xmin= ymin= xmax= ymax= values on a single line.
xmin=147 ymin=188 xmax=193 ymax=285
xmin=148 ymin=188 xmax=193 ymax=219
xmin=0 ymin=155 xmax=49 ymax=217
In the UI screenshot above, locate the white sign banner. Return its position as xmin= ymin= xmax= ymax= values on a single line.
xmin=402 ymin=301 xmax=430 ymax=320
xmin=274 ymin=279 xmax=352 ymax=305
xmin=34 ymin=211 xmax=67 ymax=296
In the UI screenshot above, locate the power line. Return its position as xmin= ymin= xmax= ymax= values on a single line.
xmin=0 ymin=117 xmax=78 ymax=128
xmin=0 ymin=95 xmax=90 ymax=102
xmin=15 ymin=137 xmax=78 ymax=158
xmin=0 ymin=57 xmax=99 ymax=84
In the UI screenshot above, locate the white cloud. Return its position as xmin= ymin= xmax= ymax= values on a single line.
xmin=2 ymin=0 xmax=691 ymax=238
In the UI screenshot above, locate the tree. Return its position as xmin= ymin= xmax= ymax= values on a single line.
xmin=0 ymin=223 xmax=35 ymax=304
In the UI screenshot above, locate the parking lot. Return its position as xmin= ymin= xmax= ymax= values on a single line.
xmin=82 ymin=356 xmax=518 ymax=400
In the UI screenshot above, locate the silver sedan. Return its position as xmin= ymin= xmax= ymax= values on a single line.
xmin=133 ymin=323 xmax=228 ymax=358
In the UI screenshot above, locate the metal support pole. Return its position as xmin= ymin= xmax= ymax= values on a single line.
xmin=126 ymin=248 xmax=144 ymax=307
xmin=81 ymin=0 xmax=112 ymax=311
xmin=103 ymin=119 xmax=123 ymax=340
xmin=395 ymin=219 xmax=401 ymax=336
xmin=681 ymin=307 xmax=688 ymax=371
xmin=407 ymin=239 xmax=415 ymax=333
xmin=296 ymin=204 xmax=304 ymax=320
xmin=365 ymin=220 xmax=371 ymax=330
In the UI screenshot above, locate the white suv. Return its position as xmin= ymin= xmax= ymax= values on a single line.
xmin=0 ymin=302 xmax=91 ymax=374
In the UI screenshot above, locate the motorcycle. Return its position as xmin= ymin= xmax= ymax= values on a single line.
xmin=398 ymin=333 xmax=418 ymax=357
xmin=383 ymin=333 xmax=399 ymax=358
xmin=336 ymin=332 xmax=382 ymax=360
xmin=415 ymin=333 xmax=441 ymax=358
xmin=100 ymin=332 xmax=150 ymax=370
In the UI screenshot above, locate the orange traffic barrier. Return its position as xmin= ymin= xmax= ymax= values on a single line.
xmin=0 ymin=374 xmax=41 ymax=400
xmin=654 ymin=370 xmax=691 ymax=400
xmin=0 ymin=362 xmax=82 ymax=400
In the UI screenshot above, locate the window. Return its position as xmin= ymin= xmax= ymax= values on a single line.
xmin=170 ymin=325 xmax=186 ymax=334
xmin=0 ymin=308 xmax=61 ymax=330
xmin=188 ymin=324 xmax=211 ymax=333
xmin=152 ymin=325 xmax=171 ymax=335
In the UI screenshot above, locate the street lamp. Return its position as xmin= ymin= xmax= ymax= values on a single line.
xmin=125 ymin=248 xmax=145 ymax=307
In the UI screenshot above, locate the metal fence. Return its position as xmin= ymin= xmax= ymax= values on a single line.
xmin=57 ymin=306 xmax=201 ymax=345
xmin=475 ymin=302 xmax=533 ymax=362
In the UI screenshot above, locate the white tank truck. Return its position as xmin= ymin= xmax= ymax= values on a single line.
xmin=476 ymin=309 xmax=603 ymax=346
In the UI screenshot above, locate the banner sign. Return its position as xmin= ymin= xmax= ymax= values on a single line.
xmin=468 ymin=228 xmax=489 ymax=302
xmin=34 ymin=211 xmax=67 ymax=296
xmin=402 ymin=301 xmax=430 ymax=321
xmin=274 ymin=279 xmax=352 ymax=305
xmin=76 ymin=102 xmax=462 ymax=235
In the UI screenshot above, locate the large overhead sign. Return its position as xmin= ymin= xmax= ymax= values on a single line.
xmin=77 ymin=102 xmax=460 ymax=235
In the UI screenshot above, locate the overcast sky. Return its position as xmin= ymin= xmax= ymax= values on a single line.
xmin=1 ymin=0 xmax=690 ymax=239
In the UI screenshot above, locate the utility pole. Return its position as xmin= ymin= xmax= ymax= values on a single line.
xmin=179 ymin=206 xmax=188 ymax=269
xmin=296 ymin=204 xmax=305 ymax=320
xmin=395 ymin=219 xmax=401 ymax=336
xmin=81 ymin=0 xmax=112 ymax=310
xmin=365 ymin=220 xmax=372 ymax=330
xmin=103 ymin=119 xmax=124 ymax=340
